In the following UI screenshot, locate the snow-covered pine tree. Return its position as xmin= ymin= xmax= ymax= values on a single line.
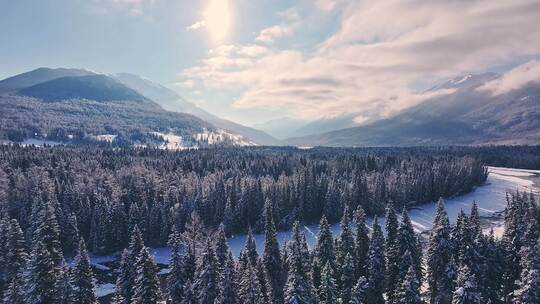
xmin=167 ymin=225 xmax=186 ymax=302
xmin=318 ymin=262 xmax=337 ymax=304
xmin=354 ymin=206 xmax=370 ymax=280
xmin=239 ymin=258 xmax=265 ymax=304
xmin=314 ymin=215 xmax=335 ymax=290
xmin=180 ymin=279 xmax=196 ymax=304
xmin=452 ymin=264 xmax=481 ymax=304
xmin=337 ymin=206 xmax=356 ymax=274
xmin=263 ymin=199 xmax=284 ymax=304
xmin=385 ymin=203 xmax=400 ymax=304
xmin=284 ymin=222 xmax=316 ymax=304
xmin=71 ymin=239 xmax=97 ymax=304
xmin=481 ymin=229 xmax=503 ymax=304
xmin=3 ymin=270 xmax=25 ymax=304
xmin=397 ymin=208 xmax=422 ymax=283
xmin=514 ymin=238 xmax=540 ymax=303
xmin=193 ymin=240 xmax=219 ymax=304
xmin=34 ymin=201 xmax=63 ymax=268
xmin=394 ymin=264 xmax=422 ymax=304
xmin=133 ymin=246 xmax=161 ymax=304
xmin=366 ymin=217 xmax=385 ymax=304
xmin=340 ymin=252 xmax=355 ymax=304
xmin=215 ymin=252 xmax=239 ymax=304
xmin=215 ymin=224 xmax=230 ymax=271
xmin=350 ymin=276 xmax=368 ymax=304
xmin=25 ymin=241 xmax=61 ymax=304
xmin=116 ymin=225 xmax=145 ymax=303
xmin=4 ymin=219 xmax=28 ymax=291
xmin=427 ymin=199 xmax=454 ymax=304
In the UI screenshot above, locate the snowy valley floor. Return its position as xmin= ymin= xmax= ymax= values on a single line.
xmin=93 ymin=166 xmax=540 ymax=299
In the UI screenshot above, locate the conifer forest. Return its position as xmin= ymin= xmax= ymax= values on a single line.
xmin=0 ymin=145 xmax=538 ymax=303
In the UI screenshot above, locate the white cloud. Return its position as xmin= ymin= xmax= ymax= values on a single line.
xmin=255 ymin=25 xmax=294 ymax=44
xmin=174 ymin=79 xmax=195 ymax=88
xmin=182 ymin=0 xmax=540 ymax=120
xmin=479 ymin=60 xmax=540 ymax=95
xmin=106 ymin=0 xmax=155 ymax=17
xmin=186 ymin=21 xmax=206 ymax=31
xmin=316 ymin=0 xmax=338 ymax=12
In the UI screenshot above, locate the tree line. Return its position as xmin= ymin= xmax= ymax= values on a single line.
xmin=0 ymin=145 xmax=488 ymax=255
xmin=1 ymin=190 xmax=538 ymax=303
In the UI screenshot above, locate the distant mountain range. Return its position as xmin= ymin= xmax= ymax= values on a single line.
xmin=1 ymin=67 xmax=538 ymax=148
xmin=0 ymin=67 xmax=266 ymax=147
xmin=285 ymin=73 xmax=540 ymax=146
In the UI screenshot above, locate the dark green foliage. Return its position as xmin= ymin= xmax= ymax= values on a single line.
xmin=71 ymin=239 xmax=97 ymax=304
xmin=133 ymin=247 xmax=161 ymax=304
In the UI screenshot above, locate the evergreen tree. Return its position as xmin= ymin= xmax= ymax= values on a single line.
xmin=181 ymin=279 xmax=196 ymax=304
xmin=337 ymin=207 xmax=356 ymax=271
xmin=452 ymin=264 xmax=481 ymax=304
xmin=3 ymin=270 xmax=25 ymax=304
xmin=397 ymin=209 xmax=422 ymax=283
xmin=385 ymin=203 xmax=400 ymax=304
xmin=514 ymin=238 xmax=540 ymax=304
xmin=350 ymin=276 xmax=368 ymax=304
xmin=167 ymin=226 xmax=185 ymax=303
xmin=314 ymin=216 xmax=335 ymax=290
xmin=193 ymin=240 xmax=219 ymax=304
xmin=133 ymin=247 xmax=161 ymax=304
xmin=318 ymin=262 xmax=337 ymax=304
xmin=116 ymin=225 xmax=145 ymax=303
xmin=366 ymin=218 xmax=385 ymax=304
xmin=25 ymin=241 xmax=61 ymax=304
xmin=239 ymin=259 xmax=265 ymax=304
xmin=4 ymin=219 xmax=28 ymax=293
xmin=354 ymin=206 xmax=370 ymax=280
xmin=263 ymin=200 xmax=284 ymax=304
xmin=395 ymin=265 xmax=422 ymax=304
xmin=71 ymin=239 xmax=97 ymax=304
xmin=215 ymin=252 xmax=239 ymax=304
xmin=215 ymin=224 xmax=230 ymax=271
xmin=284 ymin=222 xmax=316 ymax=304
xmin=340 ymin=253 xmax=355 ymax=304
xmin=427 ymin=199 xmax=454 ymax=304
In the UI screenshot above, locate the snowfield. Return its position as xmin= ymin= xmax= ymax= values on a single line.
xmin=93 ymin=166 xmax=539 ymax=297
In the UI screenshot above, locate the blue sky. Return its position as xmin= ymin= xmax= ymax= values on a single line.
xmin=2 ymin=0 xmax=540 ymax=125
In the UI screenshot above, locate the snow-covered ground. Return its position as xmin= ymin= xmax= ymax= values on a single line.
xmin=93 ymin=166 xmax=539 ymax=297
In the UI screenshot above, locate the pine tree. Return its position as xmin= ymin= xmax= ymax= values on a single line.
xmin=284 ymin=222 xmax=316 ymax=304
xmin=397 ymin=209 xmax=422 ymax=283
xmin=366 ymin=218 xmax=385 ymax=304
xmin=263 ymin=200 xmax=284 ymax=304
xmin=318 ymin=262 xmax=337 ymax=304
xmin=168 ymin=226 xmax=186 ymax=303
xmin=350 ymin=276 xmax=368 ymax=304
xmin=116 ymin=225 xmax=145 ymax=303
xmin=25 ymin=241 xmax=61 ymax=304
xmin=215 ymin=252 xmax=239 ymax=304
xmin=180 ymin=279 xmax=196 ymax=304
xmin=452 ymin=264 xmax=481 ymax=304
xmin=34 ymin=201 xmax=63 ymax=268
xmin=337 ymin=207 xmax=355 ymax=272
xmin=395 ymin=265 xmax=422 ymax=304
xmin=133 ymin=247 xmax=161 ymax=304
xmin=354 ymin=206 xmax=370 ymax=280
xmin=4 ymin=219 xmax=28 ymax=292
xmin=314 ymin=215 xmax=335 ymax=290
xmin=193 ymin=240 xmax=219 ymax=304
xmin=71 ymin=239 xmax=97 ymax=304
xmin=514 ymin=238 xmax=540 ymax=304
xmin=427 ymin=199 xmax=454 ymax=304
xmin=340 ymin=253 xmax=355 ymax=304
xmin=239 ymin=259 xmax=265 ymax=304
xmin=3 ymin=270 xmax=25 ymax=304
xmin=385 ymin=203 xmax=400 ymax=304
xmin=215 ymin=224 xmax=230 ymax=271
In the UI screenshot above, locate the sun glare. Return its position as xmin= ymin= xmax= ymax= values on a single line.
xmin=204 ymin=0 xmax=231 ymax=42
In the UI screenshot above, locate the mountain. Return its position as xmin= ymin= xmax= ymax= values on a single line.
xmin=286 ymin=73 xmax=540 ymax=146
xmin=113 ymin=73 xmax=280 ymax=145
xmin=252 ymin=117 xmax=308 ymax=139
xmin=19 ymin=74 xmax=149 ymax=102
xmin=0 ymin=69 xmax=254 ymax=147
xmin=0 ymin=67 xmax=95 ymax=93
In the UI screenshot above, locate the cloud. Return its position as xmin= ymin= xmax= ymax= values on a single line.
xmin=106 ymin=0 xmax=155 ymax=17
xmin=182 ymin=0 xmax=540 ymax=120
xmin=479 ymin=60 xmax=540 ymax=95
xmin=316 ymin=0 xmax=338 ymax=12
xmin=187 ymin=21 xmax=206 ymax=31
xmin=174 ymin=79 xmax=195 ymax=88
xmin=255 ymin=25 xmax=294 ymax=44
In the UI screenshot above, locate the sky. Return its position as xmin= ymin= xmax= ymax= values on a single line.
xmin=1 ymin=0 xmax=540 ymax=126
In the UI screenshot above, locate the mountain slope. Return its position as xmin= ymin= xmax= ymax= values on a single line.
xmin=113 ymin=73 xmax=280 ymax=145
xmin=19 ymin=74 xmax=149 ymax=102
xmin=0 ymin=70 xmax=254 ymax=147
xmin=286 ymin=73 xmax=540 ymax=146
xmin=0 ymin=67 xmax=95 ymax=93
